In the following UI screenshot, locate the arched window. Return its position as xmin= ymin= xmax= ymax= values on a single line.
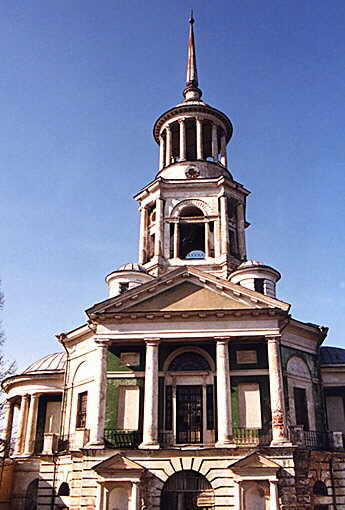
xmin=313 ymin=481 xmax=328 ymax=496
xmin=58 ymin=482 xmax=70 ymax=496
xmin=161 ymin=470 xmax=214 ymax=510
xmin=168 ymin=352 xmax=211 ymax=371
xmin=178 ymin=205 xmax=206 ymax=259
xmin=24 ymin=479 xmax=39 ymax=510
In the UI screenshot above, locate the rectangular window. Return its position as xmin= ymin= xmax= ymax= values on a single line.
xmin=165 ymin=385 xmax=173 ymax=431
xmin=254 ymin=278 xmax=265 ymax=294
xmin=119 ymin=282 xmax=129 ymax=294
xmin=76 ymin=391 xmax=88 ymax=429
xmin=293 ymin=387 xmax=309 ymax=431
xmin=206 ymin=385 xmax=215 ymax=430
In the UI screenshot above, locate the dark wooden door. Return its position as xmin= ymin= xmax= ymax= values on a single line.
xmin=176 ymin=385 xmax=203 ymax=443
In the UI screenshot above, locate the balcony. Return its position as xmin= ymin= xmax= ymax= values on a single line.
xmin=289 ymin=426 xmax=345 ymax=451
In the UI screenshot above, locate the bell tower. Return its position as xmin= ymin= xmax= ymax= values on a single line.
xmin=135 ymin=15 xmax=250 ymax=278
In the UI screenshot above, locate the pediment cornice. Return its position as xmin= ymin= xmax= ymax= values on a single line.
xmin=86 ymin=266 xmax=290 ymax=319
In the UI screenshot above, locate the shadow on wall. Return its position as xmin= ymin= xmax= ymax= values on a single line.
xmin=8 ymin=476 xmax=71 ymax=510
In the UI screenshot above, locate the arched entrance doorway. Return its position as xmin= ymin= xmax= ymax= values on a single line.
xmin=24 ymin=479 xmax=39 ymax=510
xmin=160 ymin=470 xmax=214 ymax=510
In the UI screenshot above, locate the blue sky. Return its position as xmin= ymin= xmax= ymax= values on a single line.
xmin=1 ymin=1 xmax=344 ymax=370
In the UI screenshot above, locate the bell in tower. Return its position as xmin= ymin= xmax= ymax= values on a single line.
xmin=135 ymin=14 xmax=250 ymax=278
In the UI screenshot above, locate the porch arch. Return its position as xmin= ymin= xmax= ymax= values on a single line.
xmin=160 ymin=470 xmax=214 ymax=510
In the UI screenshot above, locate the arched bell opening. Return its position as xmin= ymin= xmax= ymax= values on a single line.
xmin=160 ymin=470 xmax=214 ymax=510
xmin=178 ymin=205 xmax=205 ymax=260
xmin=203 ymin=120 xmax=213 ymax=161
xmin=171 ymin=121 xmax=180 ymax=163
xmin=185 ymin=118 xmax=197 ymax=160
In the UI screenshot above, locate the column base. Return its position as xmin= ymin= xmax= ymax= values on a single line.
xmin=270 ymin=439 xmax=292 ymax=447
xmin=85 ymin=441 xmax=105 ymax=449
xmin=215 ymin=440 xmax=237 ymax=448
xmin=138 ymin=442 xmax=160 ymax=450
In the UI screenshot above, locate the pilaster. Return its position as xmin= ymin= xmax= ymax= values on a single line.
xmin=139 ymin=337 xmax=160 ymax=449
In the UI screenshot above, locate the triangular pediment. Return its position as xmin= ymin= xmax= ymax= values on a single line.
xmin=86 ymin=266 xmax=290 ymax=317
xmin=128 ymin=280 xmax=250 ymax=311
xmin=229 ymin=452 xmax=281 ymax=473
xmin=93 ymin=453 xmax=144 ymax=474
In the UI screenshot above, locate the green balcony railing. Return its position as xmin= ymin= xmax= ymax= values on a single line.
xmin=104 ymin=429 xmax=142 ymax=448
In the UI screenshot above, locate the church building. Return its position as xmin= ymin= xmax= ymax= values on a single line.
xmin=2 ymin=15 xmax=345 ymax=510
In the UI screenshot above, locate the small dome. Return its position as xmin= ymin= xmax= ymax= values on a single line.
xmin=117 ymin=263 xmax=147 ymax=273
xmin=237 ymin=260 xmax=268 ymax=269
xmin=229 ymin=260 xmax=281 ymax=298
xmin=320 ymin=347 xmax=345 ymax=365
xmin=24 ymin=352 xmax=66 ymax=373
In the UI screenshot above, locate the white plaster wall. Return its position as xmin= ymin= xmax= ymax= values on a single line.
xmin=44 ymin=401 xmax=61 ymax=434
xmin=117 ymin=386 xmax=140 ymax=430
xmin=238 ymin=383 xmax=262 ymax=428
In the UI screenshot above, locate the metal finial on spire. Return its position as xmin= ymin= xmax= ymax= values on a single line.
xmin=183 ymin=11 xmax=202 ymax=101
xmin=189 ymin=9 xmax=194 ymax=24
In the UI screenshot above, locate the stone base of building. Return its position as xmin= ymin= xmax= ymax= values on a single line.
xmin=3 ymin=447 xmax=345 ymax=510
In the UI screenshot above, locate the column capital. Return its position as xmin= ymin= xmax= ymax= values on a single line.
xmin=266 ymin=335 xmax=281 ymax=344
xmin=144 ymin=337 xmax=160 ymax=346
xmin=21 ymin=393 xmax=30 ymax=401
xmin=165 ymin=124 xmax=171 ymax=132
xmin=95 ymin=340 xmax=109 ymax=348
xmin=30 ymin=393 xmax=41 ymax=400
xmin=215 ymin=336 xmax=231 ymax=344
xmin=178 ymin=117 xmax=186 ymax=124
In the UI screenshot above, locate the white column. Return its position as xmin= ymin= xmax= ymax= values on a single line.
xmin=159 ymin=134 xmax=165 ymax=170
xmin=14 ymin=394 xmax=30 ymax=455
xmin=236 ymin=201 xmax=246 ymax=260
xmin=215 ymin=338 xmax=233 ymax=447
xmin=1 ymin=401 xmax=14 ymax=444
xmin=154 ymin=198 xmax=164 ymax=257
xmin=220 ymin=196 xmax=229 ymax=255
xmin=139 ymin=338 xmax=160 ymax=449
xmin=23 ymin=393 xmax=40 ymax=456
xmin=196 ymin=118 xmax=203 ymax=160
xmin=267 ymin=336 xmax=290 ymax=445
xmin=165 ymin=125 xmax=172 ymax=167
xmin=139 ymin=206 xmax=148 ymax=264
xmin=89 ymin=341 xmax=108 ymax=446
xmin=179 ymin=118 xmax=186 ymax=161
xmin=269 ymin=480 xmax=279 ymax=510
xmin=212 ymin=123 xmax=218 ymax=161
xmin=173 ymin=222 xmax=179 ymax=258
xmin=131 ymin=482 xmax=140 ymax=510
xmin=204 ymin=222 xmax=210 ymax=258
xmin=220 ymin=133 xmax=227 ymax=166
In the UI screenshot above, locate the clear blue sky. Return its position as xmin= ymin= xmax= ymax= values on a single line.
xmin=1 ymin=1 xmax=344 ymax=371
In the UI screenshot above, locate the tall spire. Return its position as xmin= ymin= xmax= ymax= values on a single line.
xmin=183 ymin=11 xmax=202 ymax=101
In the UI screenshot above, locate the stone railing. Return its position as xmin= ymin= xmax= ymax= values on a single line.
xmin=233 ymin=427 xmax=272 ymax=446
xmin=103 ymin=429 xmax=142 ymax=449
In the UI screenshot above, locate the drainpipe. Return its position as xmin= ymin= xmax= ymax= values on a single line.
xmin=56 ymin=333 xmax=70 ymax=441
